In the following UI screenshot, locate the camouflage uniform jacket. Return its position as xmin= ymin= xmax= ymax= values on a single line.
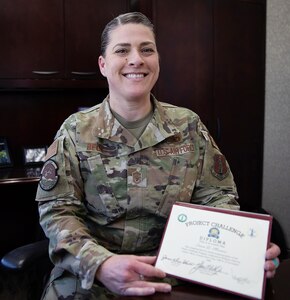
xmin=36 ymin=95 xmax=239 ymax=290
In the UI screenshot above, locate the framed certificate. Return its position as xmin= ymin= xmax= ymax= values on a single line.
xmin=155 ymin=203 xmax=272 ymax=300
xmin=0 ymin=137 xmax=13 ymax=168
xmin=23 ymin=146 xmax=47 ymax=166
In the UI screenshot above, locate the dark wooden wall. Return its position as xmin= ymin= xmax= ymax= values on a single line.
xmin=0 ymin=89 xmax=107 ymax=167
xmin=0 ymin=0 xmax=266 ymax=256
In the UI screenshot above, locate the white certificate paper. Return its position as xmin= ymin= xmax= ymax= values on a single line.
xmin=155 ymin=203 xmax=272 ymax=300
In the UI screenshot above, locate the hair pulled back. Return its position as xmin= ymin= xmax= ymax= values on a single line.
xmin=100 ymin=12 xmax=155 ymax=56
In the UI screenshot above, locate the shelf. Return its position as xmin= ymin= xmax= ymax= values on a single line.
xmin=0 ymin=78 xmax=108 ymax=90
xmin=0 ymin=167 xmax=41 ymax=185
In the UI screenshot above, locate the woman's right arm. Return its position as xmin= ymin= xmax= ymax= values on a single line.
xmin=36 ymin=121 xmax=114 ymax=290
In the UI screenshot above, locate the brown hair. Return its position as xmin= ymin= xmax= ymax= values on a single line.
xmin=100 ymin=12 xmax=155 ymax=56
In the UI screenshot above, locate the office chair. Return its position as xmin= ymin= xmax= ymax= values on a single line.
xmin=1 ymin=239 xmax=52 ymax=300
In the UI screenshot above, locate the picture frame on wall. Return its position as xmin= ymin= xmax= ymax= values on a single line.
xmin=23 ymin=146 xmax=47 ymax=166
xmin=0 ymin=137 xmax=13 ymax=168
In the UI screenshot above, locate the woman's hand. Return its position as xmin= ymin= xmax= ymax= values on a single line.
xmin=95 ymin=255 xmax=172 ymax=296
xmin=264 ymin=242 xmax=281 ymax=278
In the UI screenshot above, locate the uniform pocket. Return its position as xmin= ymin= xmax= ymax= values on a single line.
xmin=79 ymin=153 xmax=126 ymax=224
xmin=155 ymin=155 xmax=198 ymax=218
xmin=138 ymin=142 xmax=199 ymax=219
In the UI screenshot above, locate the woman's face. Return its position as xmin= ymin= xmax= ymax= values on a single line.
xmin=98 ymin=23 xmax=160 ymax=101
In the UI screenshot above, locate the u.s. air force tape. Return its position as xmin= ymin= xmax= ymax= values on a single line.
xmin=39 ymin=159 xmax=59 ymax=191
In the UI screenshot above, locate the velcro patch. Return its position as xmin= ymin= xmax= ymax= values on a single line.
xmin=211 ymin=154 xmax=229 ymax=180
xmin=128 ymin=167 xmax=147 ymax=187
xmin=39 ymin=159 xmax=59 ymax=191
xmin=45 ymin=140 xmax=58 ymax=161
xmin=155 ymin=144 xmax=195 ymax=157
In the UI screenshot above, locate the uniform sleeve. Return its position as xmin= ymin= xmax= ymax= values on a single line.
xmin=36 ymin=120 xmax=114 ymax=290
xmin=191 ymin=120 xmax=240 ymax=210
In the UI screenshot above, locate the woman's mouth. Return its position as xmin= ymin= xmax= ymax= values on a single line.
xmin=123 ymin=73 xmax=147 ymax=79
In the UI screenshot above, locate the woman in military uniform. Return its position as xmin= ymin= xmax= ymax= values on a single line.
xmin=36 ymin=12 xmax=280 ymax=299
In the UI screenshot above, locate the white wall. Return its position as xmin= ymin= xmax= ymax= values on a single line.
xmin=263 ymin=0 xmax=290 ymax=252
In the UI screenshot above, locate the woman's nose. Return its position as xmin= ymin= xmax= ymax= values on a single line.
xmin=127 ymin=50 xmax=144 ymax=66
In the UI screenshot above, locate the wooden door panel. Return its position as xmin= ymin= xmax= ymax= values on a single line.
xmin=0 ymin=0 xmax=64 ymax=79
xmin=152 ymin=0 xmax=214 ymax=125
xmin=213 ymin=0 xmax=266 ymax=209
xmin=65 ymin=0 xmax=129 ymax=81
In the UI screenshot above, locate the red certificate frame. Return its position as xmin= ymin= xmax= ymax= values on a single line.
xmin=155 ymin=202 xmax=272 ymax=300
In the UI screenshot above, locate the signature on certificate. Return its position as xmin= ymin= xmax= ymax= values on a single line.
xmin=189 ymin=261 xmax=223 ymax=276
xmin=231 ymin=272 xmax=251 ymax=285
xmin=160 ymin=255 xmax=223 ymax=276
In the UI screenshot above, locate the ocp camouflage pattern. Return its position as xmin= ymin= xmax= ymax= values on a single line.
xmin=36 ymin=95 xmax=239 ymax=290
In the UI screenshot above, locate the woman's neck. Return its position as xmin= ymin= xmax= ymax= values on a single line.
xmin=108 ymin=94 xmax=152 ymax=122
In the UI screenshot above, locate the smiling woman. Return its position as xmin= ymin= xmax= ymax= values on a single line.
xmin=33 ymin=12 xmax=280 ymax=300
xmin=98 ymin=22 xmax=160 ymax=118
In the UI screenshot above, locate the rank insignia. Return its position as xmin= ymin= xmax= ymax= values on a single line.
xmin=211 ymin=154 xmax=229 ymax=180
xmin=132 ymin=170 xmax=142 ymax=184
xmin=128 ymin=167 xmax=147 ymax=187
xmin=39 ymin=159 xmax=59 ymax=191
xmin=167 ymin=133 xmax=182 ymax=143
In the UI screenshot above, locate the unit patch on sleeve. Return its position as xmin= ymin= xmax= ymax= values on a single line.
xmin=211 ymin=154 xmax=229 ymax=180
xmin=39 ymin=159 xmax=59 ymax=191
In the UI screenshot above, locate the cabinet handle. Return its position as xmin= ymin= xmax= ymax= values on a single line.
xmin=32 ymin=71 xmax=60 ymax=75
xmin=71 ymin=71 xmax=97 ymax=76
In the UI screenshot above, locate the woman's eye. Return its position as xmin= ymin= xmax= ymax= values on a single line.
xmin=142 ymin=48 xmax=154 ymax=54
xmin=115 ymin=48 xmax=128 ymax=55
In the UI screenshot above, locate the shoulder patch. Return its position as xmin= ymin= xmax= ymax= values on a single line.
xmin=39 ymin=159 xmax=59 ymax=191
xmin=211 ymin=154 xmax=229 ymax=180
xmin=45 ymin=140 xmax=58 ymax=161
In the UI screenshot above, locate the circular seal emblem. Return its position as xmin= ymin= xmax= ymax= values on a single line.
xmin=178 ymin=214 xmax=187 ymax=222
xmin=39 ymin=159 xmax=59 ymax=191
xmin=208 ymin=227 xmax=220 ymax=239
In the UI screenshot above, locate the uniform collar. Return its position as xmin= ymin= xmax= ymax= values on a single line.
xmin=93 ymin=95 xmax=180 ymax=149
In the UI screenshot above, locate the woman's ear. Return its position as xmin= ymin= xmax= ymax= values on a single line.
xmin=98 ymin=56 xmax=107 ymax=77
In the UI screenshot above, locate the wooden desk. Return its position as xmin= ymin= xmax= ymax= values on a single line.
xmin=115 ymin=284 xmax=274 ymax=300
xmin=115 ymin=259 xmax=290 ymax=300
xmin=0 ymin=168 xmax=41 ymax=256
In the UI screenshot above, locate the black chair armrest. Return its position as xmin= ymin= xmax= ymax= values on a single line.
xmin=1 ymin=239 xmax=49 ymax=270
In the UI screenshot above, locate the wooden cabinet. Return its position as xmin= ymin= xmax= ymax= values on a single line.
xmin=152 ymin=0 xmax=214 ymax=126
xmin=0 ymin=0 xmax=64 ymax=80
xmin=0 ymin=0 xmax=129 ymax=88
xmin=64 ymin=0 xmax=129 ymax=81
xmin=149 ymin=0 xmax=266 ymax=210
xmin=0 ymin=0 xmax=266 ymax=210
xmin=213 ymin=0 xmax=266 ymax=210
xmin=0 ymin=89 xmax=108 ymax=167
